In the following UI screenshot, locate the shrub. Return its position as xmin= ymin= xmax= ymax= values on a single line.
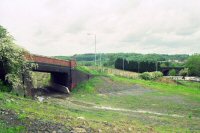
xmin=152 ymin=71 xmax=163 ymax=79
xmin=168 ymin=69 xmax=176 ymax=76
xmin=186 ymin=54 xmax=200 ymax=76
xmin=140 ymin=72 xmax=152 ymax=80
xmin=140 ymin=71 xmax=163 ymax=80
xmin=179 ymin=68 xmax=188 ymax=79
xmin=0 ymin=80 xmax=10 ymax=92
xmin=0 ymin=25 xmax=35 ymax=93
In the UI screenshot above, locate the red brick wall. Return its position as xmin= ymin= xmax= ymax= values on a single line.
xmin=71 ymin=70 xmax=92 ymax=89
xmin=25 ymin=54 xmax=76 ymax=67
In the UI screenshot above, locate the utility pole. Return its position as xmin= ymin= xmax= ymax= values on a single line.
xmin=123 ymin=58 xmax=125 ymax=70
xmin=94 ymin=34 xmax=96 ymax=66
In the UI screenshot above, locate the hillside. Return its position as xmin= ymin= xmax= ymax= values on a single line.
xmin=54 ymin=53 xmax=189 ymax=62
xmin=1 ymin=71 xmax=199 ymax=132
xmin=54 ymin=53 xmax=189 ymax=67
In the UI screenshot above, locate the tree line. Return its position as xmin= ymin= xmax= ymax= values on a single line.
xmin=115 ymin=55 xmax=200 ymax=77
xmin=115 ymin=58 xmax=161 ymax=73
xmin=55 ymin=53 xmax=189 ymax=68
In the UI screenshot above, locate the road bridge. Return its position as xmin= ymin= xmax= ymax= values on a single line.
xmin=161 ymin=66 xmax=184 ymax=76
xmin=24 ymin=54 xmax=90 ymax=96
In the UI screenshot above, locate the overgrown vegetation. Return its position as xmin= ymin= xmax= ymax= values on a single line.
xmin=31 ymin=72 xmax=50 ymax=88
xmin=0 ymin=79 xmax=10 ymax=92
xmin=179 ymin=68 xmax=189 ymax=78
xmin=168 ymin=69 xmax=177 ymax=76
xmin=0 ymin=25 xmax=34 ymax=94
xmin=139 ymin=71 xmax=163 ymax=80
xmin=186 ymin=54 xmax=200 ymax=76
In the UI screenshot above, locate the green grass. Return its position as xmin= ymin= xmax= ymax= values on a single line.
xmin=179 ymin=80 xmax=200 ymax=89
xmin=75 ymin=66 xmax=100 ymax=75
xmin=70 ymin=75 xmax=200 ymax=132
xmin=0 ymin=120 xmax=25 ymax=133
xmin=71 ymin=77 xmax=100 ymax=94
xmin=111 ymin=76 xmax=200 ymax=100
xmin=0 ymin=91 xmax=150 ymax=132
xmin=0 ymin=71 xmax=200 ymax=132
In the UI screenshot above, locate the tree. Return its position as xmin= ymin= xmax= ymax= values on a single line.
xmin=0 ymin=25 xmax=34 ymax=93
xmin=186 ymin=54 xmax=200 ymax=77
xmin=179 ymin=68 xmax=188 ymax=79
xmin=107 ymin=55 xmax=116 ymax=67
xmin=168 ymin=69 xmax=176 ymax=76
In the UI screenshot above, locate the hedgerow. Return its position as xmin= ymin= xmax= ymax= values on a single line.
xmin=140 ymin=71 xmax=163 ymax=80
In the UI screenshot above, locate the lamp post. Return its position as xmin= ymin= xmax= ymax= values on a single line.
xmin=87 ymin=33 xmax=96 ymax=66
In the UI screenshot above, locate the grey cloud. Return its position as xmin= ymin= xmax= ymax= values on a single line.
xmin=0 ymin=0 xmax=199 ymax=56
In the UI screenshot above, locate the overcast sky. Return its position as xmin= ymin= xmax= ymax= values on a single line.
xmin=0 ymin=0 xmax=200 ymax=56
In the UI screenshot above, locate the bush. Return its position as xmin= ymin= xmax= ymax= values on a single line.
xmin=186 ymin=54 xmax=200 ymax=76
xmin=168 ymin=69 xmax=176 ymax=76
xmin=0 ymin=80 xmax=10 ymax=92
xmin=152 ymin=71 xmax=163 ymax=79
xmin=0 ymin=25 xmax=35 ymax=93
xmin=179 ymin=68 xmax=188 ymax=79
xmin=140 ymin=72 xmax=151 ymax=80
xmin=140 ymin=71 xmax=163 ymax=80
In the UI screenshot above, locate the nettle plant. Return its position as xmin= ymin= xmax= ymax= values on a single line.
xmin=0 ymin=25 xmax=35 ymax=93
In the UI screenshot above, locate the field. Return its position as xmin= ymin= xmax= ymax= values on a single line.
xmin=0 ymin=70 xmax=200 ymax=132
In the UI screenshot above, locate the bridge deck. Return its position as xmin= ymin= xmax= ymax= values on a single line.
xmin=25 ymin=54 xmax=76 ymax=68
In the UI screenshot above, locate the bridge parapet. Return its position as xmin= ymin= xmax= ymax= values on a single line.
xmin=25 ymin=54 xmax=76 ymax=68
